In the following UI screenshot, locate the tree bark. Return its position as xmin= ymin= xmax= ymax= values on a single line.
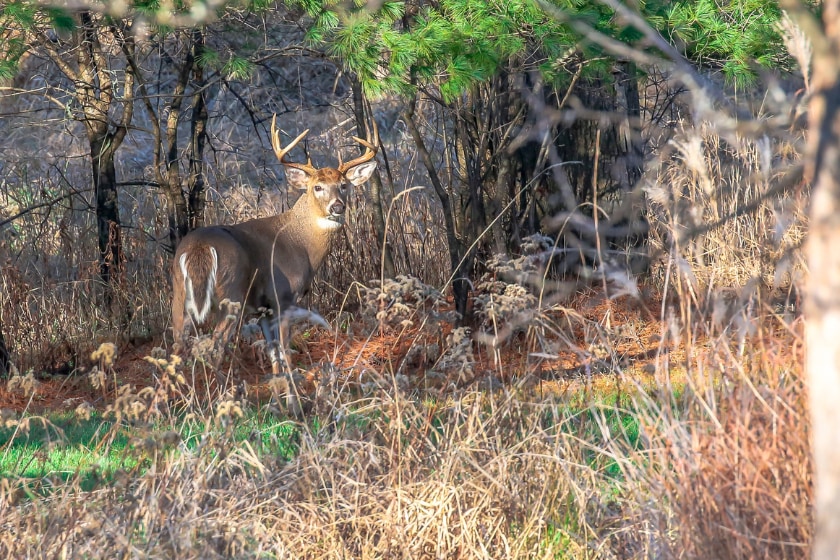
xmin=0 ymin=315 xmax=8 ymax=377
xmin=187 ymin=28 xmax=208 ymax=231
xmin=351 ymin=77 xmax=395 ymax=278
xmin=802 ymin=1 xmax=840 ymax=558
xmin=90 ymin=138 xmax=124 ymax=286
xmin=404 ymin=96 xmax=470 ymax=320
xmin=163 ymin=29 xmax=196 ymax=246
xmin=549 ymin=68 xmax=646 ymax=272
xmin=128 ymin=28 xmax=206 ymax=248
xmin=73 ymin=12 xmax=133 ymax=291
xmin=14 ymin=10 xmax=134 ymax=302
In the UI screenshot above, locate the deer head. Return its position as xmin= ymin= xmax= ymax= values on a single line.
xmin=172 ymin=115 xmax=380 ymax=381
xmin=270 ymin=115 xmax=378 ymax=231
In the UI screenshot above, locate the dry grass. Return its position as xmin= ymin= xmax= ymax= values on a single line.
xmin=0 ymin=296 xmax=809 ymax=558
xmin=0 ymin=381 xmax=613 ymax=557
xmin=0 ymin=22 xmax=814 ymax=560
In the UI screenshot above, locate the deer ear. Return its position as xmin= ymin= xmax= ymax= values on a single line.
xmin=345 ymin=161 xmax=377 ymax=186
xmin=285 ymin=167 xmax=310 ymax=190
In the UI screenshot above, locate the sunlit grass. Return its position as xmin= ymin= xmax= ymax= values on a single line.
xmin=0 ymin=408 xmax=302 ymax=486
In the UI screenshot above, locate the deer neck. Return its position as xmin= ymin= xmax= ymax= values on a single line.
xmin=285 ymin=193 xmax=342 ymax=270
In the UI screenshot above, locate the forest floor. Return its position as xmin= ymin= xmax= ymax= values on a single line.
xmin=0 ymin=289 xmax=695 ymax=415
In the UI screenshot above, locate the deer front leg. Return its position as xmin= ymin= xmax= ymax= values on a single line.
xmin=259 ymin=311 xmax=301 ymax=416
xmin=258 ymin=311 xmax=291 ymax=375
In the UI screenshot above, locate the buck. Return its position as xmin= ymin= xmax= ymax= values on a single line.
xmin=171 ymin=115 xmax=378 ymax=374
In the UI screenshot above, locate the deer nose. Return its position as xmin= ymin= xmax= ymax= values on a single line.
xmin=329 ymin=200 xmax=346 ymax=215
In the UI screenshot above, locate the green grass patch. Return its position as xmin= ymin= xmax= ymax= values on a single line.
xmin=0 ymin=412 xmax=135 ymax=491
xmin=0 ymin=407 xmax=304 ymax=491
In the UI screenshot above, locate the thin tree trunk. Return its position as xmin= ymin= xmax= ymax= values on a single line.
xmin=351 ymin=77 xmax=395 ymax=277
xmin=188 ymin=28 xmax=208 ymax=230
xmin=0 ymin=316 xmax=8 ymax=377
xmin=801 ymin=1 xmax=840 ymax=558
xmin=77 ymin=12 xmax=132 ymax=291
xmin=40 ymin=12 xmax=134 ymax=296
xmin=613 ymin=61 xmax=644 ymax=191
xmin=164 ymin=30 xmax=196 ymax=245
xmin=611 ymin=60 xmax=648 ymax=273
xmin=404 ymin=96 xmax=470 ymax=320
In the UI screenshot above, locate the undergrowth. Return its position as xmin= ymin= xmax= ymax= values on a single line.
xmin=0 ymin=17 xmax=813 ymax=560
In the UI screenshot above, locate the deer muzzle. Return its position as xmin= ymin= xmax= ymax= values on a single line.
xmin=328 ymin=199 xmax=346 ymax=218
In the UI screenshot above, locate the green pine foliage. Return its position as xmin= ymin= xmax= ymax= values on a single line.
xmin=222 ymin=55 xmax=256 ymax=80
xmin=285 ymin=0 xmax=795 ymax=100
xmin=0 ymin=2 xmax=72 ymax=79
xmin=660 ymin=0 xmax=789 ymax=86
xmin=0 ymin=0 xmax=799 ymax=98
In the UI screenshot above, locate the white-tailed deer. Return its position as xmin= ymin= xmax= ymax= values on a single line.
xmin=171 ymin=115 xmax=378 ymax=374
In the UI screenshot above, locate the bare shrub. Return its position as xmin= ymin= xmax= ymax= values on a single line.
xmin=360 ymin=274 xmax=453 ymax=332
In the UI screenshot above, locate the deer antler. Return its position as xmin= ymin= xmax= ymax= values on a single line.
xmin=338 ymin=116 xmax=379 ymax=174
xmin=271 ymin=114 xmax=318 ymax=175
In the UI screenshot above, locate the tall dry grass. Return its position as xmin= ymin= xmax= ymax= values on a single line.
xmin=0 ymin=16 xmax=814 ymax=560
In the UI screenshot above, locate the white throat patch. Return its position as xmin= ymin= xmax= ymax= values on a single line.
xmin=317 ymin=217 xmax=344 ymax=230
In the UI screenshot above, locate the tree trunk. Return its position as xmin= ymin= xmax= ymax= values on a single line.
xmin=77 ymin=12 xmax=131 ymax=291
xmin=550 ymin=69 xmax=647 ymax=272
xmin=612 ymin=61 xmax=644 ymax=192
xmin=38 ymin=11 xmax=133 ymax=295
xmin=803 ymin=2 xmax=840 ymax=558
xmin=163 ymin=30 xmax=196 ymax=246
xmin=610 ymin=61 xmax=648 ymax=273
xmin=128 ymin=28 xmax=201 ymax=248
xmin=351 ymin=77 xmax=395 ymax=278
xmin=555 ymin=71 xmax=644 ymax=202
xmin=187 ymin=28 xmax=208 ymax=231
xmin=90 ymin=136 xmax=124 ymax=288
xmin=404 ymin=97 xmax=470 ymax=320
xmin=0 ymin=316 xmax=8 ymax=377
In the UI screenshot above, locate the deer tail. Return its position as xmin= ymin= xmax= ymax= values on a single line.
xmin=180 ymin=246 xmax=218 ymax=324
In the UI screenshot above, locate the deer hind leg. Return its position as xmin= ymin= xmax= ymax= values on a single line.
xmin=174 ymin=244 xmax=218 ymax=356
xmin=171 ymin=280 xmax=188 ymax=353
xmin=210 ymin=299 xmax=243 ymax=372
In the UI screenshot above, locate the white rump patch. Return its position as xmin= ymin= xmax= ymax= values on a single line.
xmin=316 ymin=217 xmax=343 ymax=231
xmin=181 ymin=247 xmax=217 ymax=324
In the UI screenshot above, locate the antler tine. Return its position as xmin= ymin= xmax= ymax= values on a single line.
xmin=270 ymin=114 xmax=317 ymax=174
xmin=339 ymin=116 xmax=379 ymax=174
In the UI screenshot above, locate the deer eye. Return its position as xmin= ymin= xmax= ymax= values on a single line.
xmin=314 ymin=184 xmax=324 ymax=192
xmin=340 ymin=183 xmax=348 ymax=192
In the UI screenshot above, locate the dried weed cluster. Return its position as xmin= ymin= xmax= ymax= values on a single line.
xmin=361 ymin=274 xmax=454 ymax=330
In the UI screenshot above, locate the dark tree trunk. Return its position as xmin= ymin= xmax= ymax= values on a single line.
xmin=164 ymin=35 xmax=195 ymax=247
xmin=351 ymin=77 xmax=395 ymax=278
xmin=91 ymin=138 xmax=124 ymax=286
xmin=0 ymin=316 xmax=8 ymax=377
xmin=613 ymin=61 xmax=644 ymax=191
xmin=187 ymin=29 xmax=208 ymax=231
xmin=555 ymin=83 xmax=606 ymax=203
xmin=404 ymin=97 xmax=470 ymax=320
xmin=554 ymin=71 xmax=644 ymax=201
xmin=484 ymin=72 xmax=521 ymax=253
xmin=42 ymin=11 xmax=135 ymax=298
xmin=550 ymin=68 xmax=647 ymax=272
xmin=611 ymin=61 xmax=649 ymax=273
